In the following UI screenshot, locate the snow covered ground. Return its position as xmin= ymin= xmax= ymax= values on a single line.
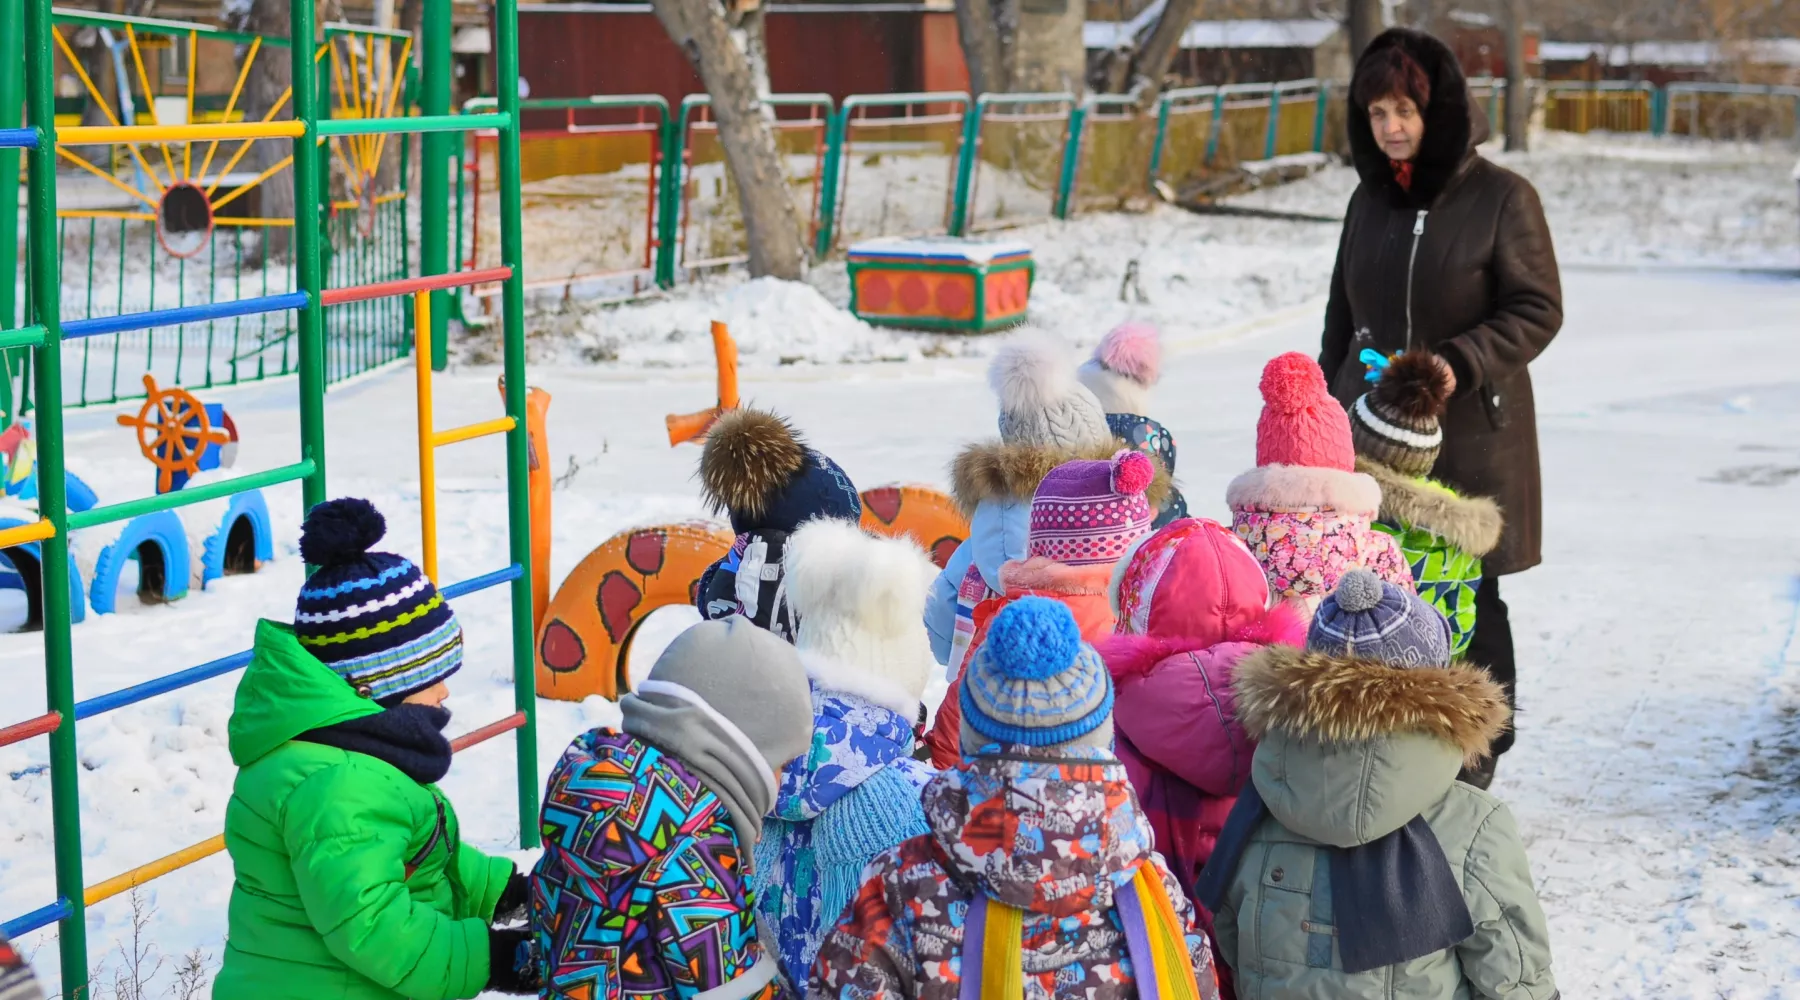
xmin=1 ymin=130 xmax=1798 ymax=998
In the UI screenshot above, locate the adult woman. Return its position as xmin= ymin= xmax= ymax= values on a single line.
xmin=1318 ymin=28 xmax=1561 ymax=787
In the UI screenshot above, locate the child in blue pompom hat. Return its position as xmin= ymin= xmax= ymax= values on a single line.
xmin=216 ymin=498 xmax=539 ymax=1000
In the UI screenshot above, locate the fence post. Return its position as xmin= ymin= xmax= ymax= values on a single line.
xmin=1263 ymin=86 xmax=1280 ymax=160
xmin=421 ymin=0 xmax=451 ymax=369
xmin=1312 ymin=81 xmax=1328 ymax=152
xmin=1054 ymin=99 xmax=1086 ymax=220
xmin=813 ymin=105 xmax=845 ymax=258
xmin=1147 ymin=94 xmax=1171 ymax=188
xmin=948 ymin=97 xmax=981 ymax=236
xmin=1204 ymin=89 xmax=1224 ymax=165
xmin=0 ymin=0 xmax=22 ymax=425
xmin=293 ymin=0 xmax=328 ymax=511
xmin=25 ymin=0 xmax=86 ymax=990
xmin=654 ymin=110 xmax=685 ymax=288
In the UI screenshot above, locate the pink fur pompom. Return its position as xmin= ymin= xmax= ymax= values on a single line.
xmin=1110 ymin=449 xmax=1155 ymax=495
xmin=1259 ymin=352 xmax=1330 ymax=415
xmin=1095 ymin=321 xmax=1162 ymax=387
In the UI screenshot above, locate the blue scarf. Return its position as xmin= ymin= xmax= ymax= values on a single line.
xmin=295 ymin=704 xmax=453 ymax=784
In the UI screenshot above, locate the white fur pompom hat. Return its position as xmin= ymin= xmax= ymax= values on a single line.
xmin=1078 ymin=321 xmax=1162 ymax=416
xmin=782 ymin=519 xmax=940 ymax=718
xmin=988 ymin=331 xmax=1112 ymax=450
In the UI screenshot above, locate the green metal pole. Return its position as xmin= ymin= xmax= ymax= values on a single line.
xmin=1263 ymin=87 xmax=1280 ymax=160
xmin=0 ymin=0 xmax=24 ymax=424
xmin=1146 ymin=95 xmax=1170 ymax=189
xmin=1311 ymin=82 xmax=1328 ymax=152
xmin=1053 ymin=102 xmax=1085 ymax=220
xmin=812 ymin=107 xmax=844 ymax=258
xmin=948 ymin=99 xmax=980 ymax=236
xmin=421 ymin=0 xmax=450 ymax=369
xmin=25 ymin=0 xmax=85 ymax=989
xmin=493 ymin=0 xmax=540 ymax=848
xmin=654 ymin=108 xmax=687 ymax=288
xmin=292 ymin=0 xmax=326 ymax=512
xmin=1204 ymin=90 xmax=1224 ymax=165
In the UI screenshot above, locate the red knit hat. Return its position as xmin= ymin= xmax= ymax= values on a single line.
xmin=1255 ymin=352 xmax=1354 ymax=471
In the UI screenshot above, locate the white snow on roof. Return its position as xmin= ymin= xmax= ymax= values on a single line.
xmin=1541 ymin=38 xmax=1800 ymax=67
xmin=1086 ymin=17 xmax=1339 ymax=51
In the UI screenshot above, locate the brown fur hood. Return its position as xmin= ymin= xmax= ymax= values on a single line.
xmin=1233 ymin=644 xmax=1509 ymax=766
xmin=950 ymin=438 xmax=1172 ymax=515
xmin=1357 ymin=458 xmax=1504 ymax=558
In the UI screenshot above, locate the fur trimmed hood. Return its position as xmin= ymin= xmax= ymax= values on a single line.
xmin=1348 ymin=28 xmax=1492 ymax=209
xmin=1226 ymin=463 xmax=1383 ymax=517
xmin=1357 ymin=458 xmax=1503 ymax=557
xmin=950 ymin=438 xmax=1172 ymax=514
xmin=1233 ymin=644 xmax=1508 ymax=766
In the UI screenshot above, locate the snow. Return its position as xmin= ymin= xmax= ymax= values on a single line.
xmin=3 ymin=130 xmax=1800 ymax=998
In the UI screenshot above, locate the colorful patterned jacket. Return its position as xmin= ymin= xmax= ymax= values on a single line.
xmin=808 ymin=745 xmax=1219 ymax=1000
xmin=1225 ymin=464 xmax=1414 ymax=608
xmin=1356 ymin=459 xmax=1503 ymax=657
xmin=531 ymin=729 xmax=786 ymax=1000
xmin=753 ymin=686 xmax=934 ymax=991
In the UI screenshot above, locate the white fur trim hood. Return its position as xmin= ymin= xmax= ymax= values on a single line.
xmin=1225 ymin=463 xmax=1384 ymax=517
xmin=783 ymin=519 xmax=937 ymax=714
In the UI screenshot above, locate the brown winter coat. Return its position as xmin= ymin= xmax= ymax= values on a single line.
xmin=1319 ymin=28 xmax=1562 ymax=576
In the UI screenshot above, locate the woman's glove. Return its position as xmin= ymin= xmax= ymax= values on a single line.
xmin=493 ymin=868 xmax=532 ymax=927
xmin=486 ymin=927 xmax=542 ymax=995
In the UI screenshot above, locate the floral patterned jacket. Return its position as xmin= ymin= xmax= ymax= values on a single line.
xmin=1225 ymin=464 xmax=1414 ymax=607
xmin=808 ymin=745 xmax=1219 ymax=1000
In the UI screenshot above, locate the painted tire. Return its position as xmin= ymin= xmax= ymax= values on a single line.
xmin=0 ymin=516 xmax=86 ymax=627
xmin=859 ymin=484 xmax=969 ymax=569
xmin=198 ymin=489 xmax=273 ymax=587
xmin=89 ymin=510 xmax=191 ymax=614
xmin=535 ymin=520 xmax=734 ymax=702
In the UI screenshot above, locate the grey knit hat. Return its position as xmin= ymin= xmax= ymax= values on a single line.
xmin=1350 ymin=350 xmax=1450 ymax=477
xmin=620 ymin=617 xmax=813 ymax=843
xmin=1308 ymin=570 xmax=1452 ymax=668
xmin=989 ymin=332 xmax=1113 ymax=450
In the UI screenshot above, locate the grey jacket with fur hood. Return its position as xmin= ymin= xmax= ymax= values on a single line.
xmin=1212 ymin=644 xmax=1557 ymax=1000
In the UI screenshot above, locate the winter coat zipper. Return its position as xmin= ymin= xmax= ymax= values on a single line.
xmin=1404 ymin=209 xmax=1428 ymax=349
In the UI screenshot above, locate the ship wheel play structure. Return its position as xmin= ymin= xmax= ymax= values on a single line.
xmin=114 ymin=374 xmax=232 ymax=493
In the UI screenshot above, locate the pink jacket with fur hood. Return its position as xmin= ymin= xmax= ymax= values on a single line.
xmin=1097 ymin=519 xmax=1308 ymax=904
xmin=1227 ymin=463 xmax=1414 ymax=606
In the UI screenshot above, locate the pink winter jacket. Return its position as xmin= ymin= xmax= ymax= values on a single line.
xmin=1226 ymin=463 xmax=1414 ymax=607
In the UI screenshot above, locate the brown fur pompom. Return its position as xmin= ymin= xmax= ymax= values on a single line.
xmin=1372 ymin=350 xmax=1453 ymax=423
xmin=699 ymin=408 xmax=807 ymax=519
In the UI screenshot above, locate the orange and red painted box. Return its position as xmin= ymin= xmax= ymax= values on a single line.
xmin=847 ymin=237 xmax=1034 ymax=333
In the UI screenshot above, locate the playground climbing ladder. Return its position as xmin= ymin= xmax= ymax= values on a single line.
xmin=0 ymin=0 xmax=539 ymax=995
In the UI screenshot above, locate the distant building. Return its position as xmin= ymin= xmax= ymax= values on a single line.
xmin=1540 ymin=39 xmax=1800 ymax=86
xmin=1084 ymin=12 xmax=1350 ymax=86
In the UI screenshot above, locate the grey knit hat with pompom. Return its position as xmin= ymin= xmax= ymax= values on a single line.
xmin=988 ymin=332 xmax=1112 ymax=450
xmin=1307 ymin=569 xmax=1451 ymax=668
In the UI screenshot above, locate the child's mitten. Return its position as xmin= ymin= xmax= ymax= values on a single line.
xmin=492 ymin=868 xmax=531 ymax=927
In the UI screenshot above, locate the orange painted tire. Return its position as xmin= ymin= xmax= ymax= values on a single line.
xmin=859 ymin=484 xmax=969 ymax=569
xmin=535 ymin=520 xmax=734 ymax=702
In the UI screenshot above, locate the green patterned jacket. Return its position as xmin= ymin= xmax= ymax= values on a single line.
xmin=1358 ymin=459 xmax=1504 ymax=657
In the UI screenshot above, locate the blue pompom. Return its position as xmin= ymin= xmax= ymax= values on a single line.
xmin=299 ymin=497 xmax=386 ymax=566
xmin=984 ymin=596 xmax=1082 ymax=680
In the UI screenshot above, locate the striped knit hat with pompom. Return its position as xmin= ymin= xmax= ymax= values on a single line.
xmin=295 ymin=498 xmax=462 ymax=706
xmin=960 ymin=596 xmax=1113 ymax=752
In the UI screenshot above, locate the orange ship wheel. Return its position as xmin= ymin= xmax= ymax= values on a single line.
xmin=115 ymin=375 xmax=231 ymax=494
xmin=859 ymin=484 xmax=969 ymax=569
xmin=536 ymin=520 xmax=734 ymax=702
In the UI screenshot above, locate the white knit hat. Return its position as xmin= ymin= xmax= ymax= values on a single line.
xmin=783 ymin=519 xmax=939 ymax=718
xmin=988 ymin=331 xmax=1113 ymax=450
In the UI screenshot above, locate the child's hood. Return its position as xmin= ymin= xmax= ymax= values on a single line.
xmin=1356 ymin=457 xmax=1503 ymax=557
xmin=950 ymin=438 xmax=1172 ymax=516
xmin=922 ymin=747 xmax=1152 ymax=917
xmin=1233 ymin=643 xmax=1509 ymax=847
xmin=772 ymin=687 xmax=930 ymax=822
xmin=229 ymin=619 xmax=382 ymax=767
xmin=1225 ymin=463 xmax=1382 ymax=517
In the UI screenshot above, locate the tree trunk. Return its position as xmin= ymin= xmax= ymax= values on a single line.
xmin=1346 ymin=0 xmax=1384 ymax=63
xmin=1124 ymin=0 xmax=1198 ymax=103
xmin=651 ymin=0 xmax=807 ymax=280
xmin=1501 ymin=0 xmax=1530 ymax=151
xmin=239 ymin=0 xmax=295 ymax=259
xmin=955 ymin=0 xmax=1085 ymax=97
xmin=953 ymin=0 xmax=1007 ymax=98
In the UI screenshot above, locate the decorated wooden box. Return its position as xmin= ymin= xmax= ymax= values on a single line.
xmin=846 ymin=236 xmax=1034 ymax=333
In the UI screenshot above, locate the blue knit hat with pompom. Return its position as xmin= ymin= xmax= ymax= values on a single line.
xmin=959 ymin=596 xmax=1113 ymax=751
xmin=295 ymin=498 xmax=463 ymax=707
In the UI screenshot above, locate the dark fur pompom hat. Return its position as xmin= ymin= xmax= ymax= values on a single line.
xmin=1350 ymin=350 xmax=1450 ymax=477
xmin=698 ymin=408 xmax=862 ymax=535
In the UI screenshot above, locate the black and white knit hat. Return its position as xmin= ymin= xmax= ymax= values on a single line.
xmin=1350 ymin=349 xmax=1449 ymax=477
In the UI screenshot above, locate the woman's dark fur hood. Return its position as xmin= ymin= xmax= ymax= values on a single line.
xmin=1233 ymin=644 xmax=1509 ymax=766
xmin=1357 ymin=458 xmax=1504 ymax=557
xmin=1348 ymin=27 xmax=1493 ymax=208
xmin=949 ymin=438 xmax=1172 ymax=515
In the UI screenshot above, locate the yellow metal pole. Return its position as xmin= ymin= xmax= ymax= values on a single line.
xmin=84 ymin=835 xmax=226 ymax=906
xmin=414 ymin=290 xmax=438 ymax=583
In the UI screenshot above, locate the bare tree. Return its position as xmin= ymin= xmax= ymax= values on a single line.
xmin=651 ymin=0 xmax=807 ymax=279
xmin=1095 ymin=0 xmax=1201 ymax=104
xmin=1500 ymin=0 xmax=1528 ymax=150
xmin=1346 ymin=0 xmax=1383 ymax=60
xmin=956 ymin=0 xmax=1088 ymax=97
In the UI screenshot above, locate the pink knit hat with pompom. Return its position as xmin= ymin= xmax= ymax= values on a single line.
xmin=1079 ymin=322 xmax=1162 ymax=415
xmin=1027 ymin=450 xmax=1157 ymax=565
xmin=1256 ymin=352 xmax=1355 ymax=471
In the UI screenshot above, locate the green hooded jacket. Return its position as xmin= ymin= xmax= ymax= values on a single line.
xmin=1357 ymin=458 xmax=1505 ymax=659
xmin=1213 ymin=644 xmax=1556 ymax=1000
xmin=213 ymin=620 xmax=512 ymax=1000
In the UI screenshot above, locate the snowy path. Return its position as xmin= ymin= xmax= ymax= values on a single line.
xmin=2 ymin=268 xmax=1797 ymax=997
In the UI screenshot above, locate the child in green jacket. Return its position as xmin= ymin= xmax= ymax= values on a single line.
xmin=215 ymin=498 xmax=537 ymax=1000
